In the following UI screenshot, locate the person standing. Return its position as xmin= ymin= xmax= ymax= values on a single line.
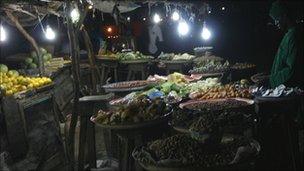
xmin=268 ymin=1 xmax=304 ymax=88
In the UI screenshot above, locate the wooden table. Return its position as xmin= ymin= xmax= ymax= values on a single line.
xmin=96 ymin=56 xmax=119 ymax=84
xmin=160 ymin=60 xmax=193 ymax=75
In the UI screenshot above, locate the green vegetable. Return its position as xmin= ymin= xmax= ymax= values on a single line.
xmin=25 ymin=57 xmax=33 ymax=65
xmin=40 ymin=48 xmax=47 ymax=55
xmin=160 ymin=82 xmax=174 ymax=94
xmin=0 ymin=64 xmax=9 ymax=73
xmin=31 ymin=51 xmax=38 ymax=59
xmin=29 ymin=63 xmax=37 ymax=69
xmin=171 ymin=83 xmax=182 ymax=92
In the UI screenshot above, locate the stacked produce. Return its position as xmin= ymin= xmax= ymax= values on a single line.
xmin=171 ymin=109 xmax=253 ymax=134
xmin=182 ymin=99 xmax=252 ymax=111
xmin=45 ymin=57 xmax=71 ymax=74
xmin=183 ymin=77 xmax=221 ymax=93
xmin=23 ymin=48 xmax=52 ymax=69
xmin=135 ymin=134 xmax=256 ymax=167
xmin=158 ymin=52 xmax=195 ymax=61
xmin=231 ymin=63 xmax=256 ymax=70
xmin=94 ymin=95 xmax=170 ymax=125
xmin=189 ymin=84 xmax=251 ymax=100
xmin=117 ymin=51 xmax=151 ymax=61
xmin=98 ymin=50 xmax=116 ymax=58
xmin=190 ymin=60 xmax=230 ymax=74
xmin=0 ymin=64 xmax=52 ymax=96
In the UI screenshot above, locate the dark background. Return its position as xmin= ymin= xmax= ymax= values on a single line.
xmin=0 ymin=0 xmax=303 ymax=73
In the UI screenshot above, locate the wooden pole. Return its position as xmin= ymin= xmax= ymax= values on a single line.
xmin=82 ymin=27 xmax=101 ymax=94
xmin=66 ymin=3 xmax=80 ymax=170
xmin=66 ymin=1 xmax=88 ymax=170
xmin=5 ymin=10 xmax=44 ymax=75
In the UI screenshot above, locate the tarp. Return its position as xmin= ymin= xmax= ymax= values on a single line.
xmin=92 ymin=0 xmax=141 ymax=13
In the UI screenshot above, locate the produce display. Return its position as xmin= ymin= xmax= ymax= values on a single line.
xmin=0 ymin=64 xmax=52 ymax=96
xmin=171 ymin=108 xmax=254 ymax=135
xmin=116 ymin=51 xmax=151 ymax=61
xmin=158 ymin=52 xmax=195 ymax=61
xmin=98 ymin=50 xmax=116 ymax=58
xmin=134 ymin=134 xmax=258 ymax=168
xmin=183 ymin=77 xmax=221 ymax=93
xmin=190 ymin=60 xmax=230 ymax=74
xmin=180 ymin=98 xmax=253 ymax=111
xmin=45 ymin=57 xmax=71 ymax=74
xmin=103 ymin=80 xmax=154 ymax=90
xmin=231 ymin=63 xmax=256 ymax=70
xmin=94 ymin=96 xmax=170 ymax=125
xmin=189 ymin=84 xmax=252 ymax=100
xmin=23 ymin=48 xmax=52 ymax=69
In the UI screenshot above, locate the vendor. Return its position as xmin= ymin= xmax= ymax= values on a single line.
xmin=268 ymin=1 xmax=304 ymax=88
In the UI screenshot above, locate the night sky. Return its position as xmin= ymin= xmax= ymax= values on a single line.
xmin=1 ymin=0 xmax=303 ymax=73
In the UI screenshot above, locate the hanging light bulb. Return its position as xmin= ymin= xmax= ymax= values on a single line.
xmin=107 ymin=27 xmax=112 ymax=33
xmin=88 ymin=5 xmax=93 ymax=10
xmin=153 ymin=13 xmax=161 ymax=23
xmin=45 ymin=25 xmax=56 ymax=40
xmin=171 ymin=11 xmax=180 ymax=21
xmin=0 ymin=25 xmax=7 ymax=42
xmin=70 ymin=8 xmax=80 ymax=23
xmin=177 ymin=21 xmax=189 ymax=36
xmin=201 ymin=23 xmax=211 ymax=40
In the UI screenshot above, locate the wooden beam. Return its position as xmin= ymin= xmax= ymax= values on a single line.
xmin=5 ymin=10 xmax=44 ymax=75
xmin=82 ymin=27 xmax=101 ymax=94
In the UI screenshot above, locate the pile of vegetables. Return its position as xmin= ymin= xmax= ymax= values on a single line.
xmin=94 ymin=95 xmax=170 ymax=125
xmin=158 ymin=52 xmax=195 ymax=61
xmin=190 ymin=60 xmax=230 ymax=74
xmin=23 ymin=48 xmax=52 ymax=69
xmin=116 ymin=51 xmax=150 ymax=61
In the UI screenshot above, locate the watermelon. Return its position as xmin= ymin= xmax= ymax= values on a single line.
xmin=31 ymin=51 xmax=38 ymax=58
xmin=43 ymin=53 xmax=52 ymax=62
xmin=0 ymin=64 xmax=8 ymax=73
xmin=40 ymin=47 xmax=47 ymax=55
xmin=25 ymin=57 xmax=33 ymax=65
xmin=29 ymin=63 xmax=37 ymax=69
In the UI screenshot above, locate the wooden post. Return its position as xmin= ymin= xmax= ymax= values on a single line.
xmin=65 ymin=1 xmax=88 ymax=170
xmin=65 ymin=3 xmax=80 ymax=170
xmin=81 ymin=27 xmax=101 ymax=94
xmin=5 ymin=11 xmax=44 ymax=75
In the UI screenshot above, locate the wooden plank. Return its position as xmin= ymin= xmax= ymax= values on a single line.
xmin=2 ymin=97 xmax=28 ymax=159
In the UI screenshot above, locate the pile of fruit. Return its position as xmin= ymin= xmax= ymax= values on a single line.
xmin=23 ymin=48 xmax=52 ymax=69
xmin=189 ymin=84 xmax=252 ymax=100
xmin=0 ymin=64 xmax=52 ymax=96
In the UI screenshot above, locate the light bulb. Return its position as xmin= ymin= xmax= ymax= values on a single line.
xmin=107 ymin=27 xmax=112 ymax=33
xmin=177 ymin=21 xmax=189 ymax=36
xmin=201 ymin=27 xmax=211 ymax=40
xmin=171 ymin=11 xmax=180 ymax=21
xmin=70 ymin=8 xmax=80 ymax=23
xmin=0 ymin=25 xmax=7 ymax=42
xmin=45 ymin=25 xmax=56 ymax=40
xmin=153 ymin=13 xmax=161 ymax=23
